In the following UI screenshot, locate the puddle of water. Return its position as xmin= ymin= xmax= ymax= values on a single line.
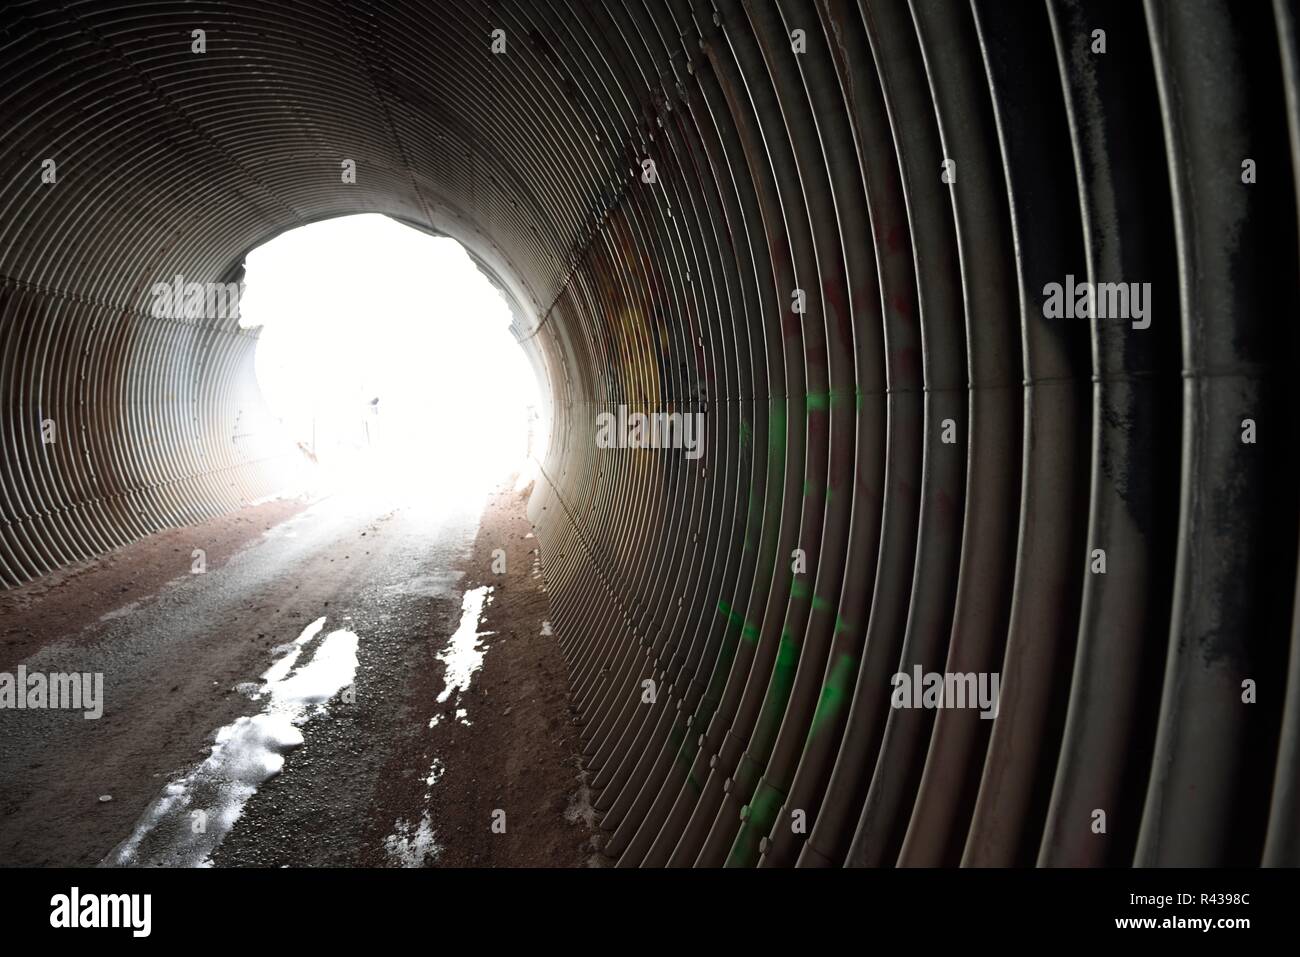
xmin=385 ymin=570 xmax=464 ymax=600
xmin=102 ymin=616 xmax=359 ymax=867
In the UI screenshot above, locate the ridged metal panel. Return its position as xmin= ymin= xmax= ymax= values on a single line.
xmin=1 ymin=0 xmax=1297 ymax=867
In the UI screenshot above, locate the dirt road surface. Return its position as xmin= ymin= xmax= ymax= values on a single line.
xmin=0 ymin=475 xmax=596 ymax=867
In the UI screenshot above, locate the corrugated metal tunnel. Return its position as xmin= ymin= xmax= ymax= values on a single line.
xmin=2 ymin=0 xmax=1299 ymax=867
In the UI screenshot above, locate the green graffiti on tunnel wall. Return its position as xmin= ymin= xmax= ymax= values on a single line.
xmin=808 ymin=388 xmax=855 ymax=413
xmin=716 ymin=599 xmax=743 ymax=631
xmin=810 ymin=652 xmax=857 ymax=736
xmin=802 ymin=479 xmax=831 ymax=503
xmin=768 ymin=401 xmax=786 ymax=460
xmin=750 ymin=627 xmax=800 ymax=748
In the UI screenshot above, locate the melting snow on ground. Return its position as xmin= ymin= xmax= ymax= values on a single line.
xmin=435 ymin=586 xmax=493 ymax=708
xmin=384 ymin=811 xmax=441 ymax=866
xmin=102 ymin=616 xmax=359 ymax=867
xmin=385 ymin=586 xmax=494 ymax=865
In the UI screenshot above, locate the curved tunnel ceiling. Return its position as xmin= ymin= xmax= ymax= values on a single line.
xmin=2 ymin=0 xmax=1299 ymax=867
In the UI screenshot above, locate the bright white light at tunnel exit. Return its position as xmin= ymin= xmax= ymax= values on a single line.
xmin=237 ymin=214 xmax=544 ymax=503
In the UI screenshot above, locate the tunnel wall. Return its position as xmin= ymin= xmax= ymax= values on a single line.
xmin=1 ymin=0 xmax=1298 ymax=867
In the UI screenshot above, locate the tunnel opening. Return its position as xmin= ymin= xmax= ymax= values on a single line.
xmin=234 ymin=213 xmax=546 ymax=506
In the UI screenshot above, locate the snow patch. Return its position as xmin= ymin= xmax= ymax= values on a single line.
xmin=102 ymin=616 xmax=359 ymax=867
xmin=435 ymin=586 xmax=492 ymax=708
